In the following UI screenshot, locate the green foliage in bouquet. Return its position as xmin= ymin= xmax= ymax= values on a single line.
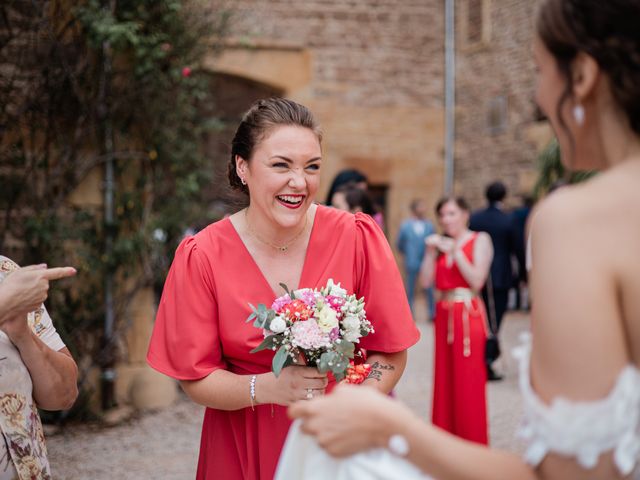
xmin=248 ymin=285 xmax=294 ymax=378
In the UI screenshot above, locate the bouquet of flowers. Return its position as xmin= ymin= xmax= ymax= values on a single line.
xmin=247 ymin=279 xmax=374 ymax=382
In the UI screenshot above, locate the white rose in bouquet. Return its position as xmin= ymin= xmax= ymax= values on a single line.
xmin=269 ymin=315 xmax=287 ymax=334
xmin=343 ymin=329 xmax=362 ymax=342
xmin=342 ymin=315 xmax=360 ymax=331
xmin=316 ymin=306 xmax=339 ymax=333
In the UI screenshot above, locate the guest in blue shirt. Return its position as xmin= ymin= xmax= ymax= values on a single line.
xmin=397 ymin=199 xmax=435 ymax=319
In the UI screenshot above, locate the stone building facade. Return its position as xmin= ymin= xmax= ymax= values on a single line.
xmin=206 ymin=0 xmax=447 ymax=238
xmin=454 ymin=0 xmax=552 ymax=208
xmin=210 ymin=0 xmax=553 ymax=227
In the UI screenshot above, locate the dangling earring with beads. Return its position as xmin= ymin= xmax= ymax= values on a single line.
xmin=573 ymin=104 xmax=585 ymax=126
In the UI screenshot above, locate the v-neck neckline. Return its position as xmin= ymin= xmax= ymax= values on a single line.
xmin=226 ymin=204 xmax=322 ymax=299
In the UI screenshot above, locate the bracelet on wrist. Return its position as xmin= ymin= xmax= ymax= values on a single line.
xmin=249 ymin=374 xmax=257 ymax=411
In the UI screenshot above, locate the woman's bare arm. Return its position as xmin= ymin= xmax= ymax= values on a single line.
xmin=181 ymin=365 xmax=328 ymax=410
xmin=12 ymin=331 xmax=78 ymax=410
xmin=419 ymin=238 xmax=439 ymax=288
xmin=361 ymin=350 xmax=407 ymax=393
xmin=290 ymin=385 xmax=536 ymax=480
xmin=454 ymin=232 xmax=493 ymax=291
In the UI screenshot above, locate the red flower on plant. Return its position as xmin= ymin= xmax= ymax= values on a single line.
xmin=181 ymin=66 xmax=192 ymax=78
xmin=283 ymin=299 xmax=312 ymax=322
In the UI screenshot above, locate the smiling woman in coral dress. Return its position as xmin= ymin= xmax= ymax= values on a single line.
xmin=146 ymin=98 xmax=420 ymax=480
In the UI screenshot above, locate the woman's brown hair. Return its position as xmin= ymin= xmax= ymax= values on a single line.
xmin=435 ymin=196 xmax=470 ymax=216
xmin=227 ymin=98 xmax=322 ymax=195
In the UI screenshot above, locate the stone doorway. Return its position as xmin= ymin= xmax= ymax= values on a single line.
xmin=197 ymin=73 xmax=283 ymax=225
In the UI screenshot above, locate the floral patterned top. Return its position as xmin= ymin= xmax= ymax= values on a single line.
xmin=0 ymin=256 xmax=65 ymax=480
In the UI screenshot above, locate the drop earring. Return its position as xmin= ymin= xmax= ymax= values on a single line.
xmin=240 ymin=177 xmax=247 ymax=185
xmin=573 ymin=104 xmax=585 ymax=126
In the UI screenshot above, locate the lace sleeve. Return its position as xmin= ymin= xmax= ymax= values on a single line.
xmin=513 ymin=334 xmax=640 ymax=476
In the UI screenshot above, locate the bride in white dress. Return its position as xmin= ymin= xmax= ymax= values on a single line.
xmin=287 ymin=0 xmax=640 ymax=478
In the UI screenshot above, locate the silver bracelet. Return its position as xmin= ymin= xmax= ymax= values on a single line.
xmin=249 ymin=374 xmax=257 ymax=411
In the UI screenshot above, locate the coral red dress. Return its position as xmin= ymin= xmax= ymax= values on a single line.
xmin=432 ymin=233 xmax=488 ymax=445
xmin=147 ymin=205 xmax=420 ymax=480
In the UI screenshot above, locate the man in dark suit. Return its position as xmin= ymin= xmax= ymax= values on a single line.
xmin=470 ymin=181 xmax=517 ymax=381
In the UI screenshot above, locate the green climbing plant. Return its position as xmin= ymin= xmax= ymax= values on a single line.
xmin=0 ymin=0 xmax=231 ymax=418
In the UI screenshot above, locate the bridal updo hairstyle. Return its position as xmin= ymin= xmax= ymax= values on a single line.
xmin=537 ymin=0 xmax=640 ymax=136
xmin=228 ymin=98 xmax=323 ymax=195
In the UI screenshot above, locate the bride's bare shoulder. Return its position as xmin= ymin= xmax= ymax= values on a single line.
xmin=532 ymin=162 xmax=640 ymax=237
xmin=529 ymin=185 xmax=591 ymax=239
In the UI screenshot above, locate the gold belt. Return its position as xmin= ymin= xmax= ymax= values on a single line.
xmin=437 ymin=288 xmax=478 ymax=302
xmin=437 ymin=288 xmax=481 ymax=357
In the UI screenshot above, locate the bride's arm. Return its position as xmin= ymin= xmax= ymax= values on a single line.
xmin=290 ymin=385 xmax=536 ymax=480
xmin=526 ymin=193 xmax=628 ymax=479
xmin=395 ymin=408 xmax=536 ymax=480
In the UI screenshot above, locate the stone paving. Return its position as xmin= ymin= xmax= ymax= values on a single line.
xmin=48 ymin=305 xmax=529 ymax=479
xmin=394 ymin=302 xmax=529 ymax=454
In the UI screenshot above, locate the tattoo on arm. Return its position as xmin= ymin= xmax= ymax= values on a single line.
xmin=366 ymin=361 xmax=396 ymax=382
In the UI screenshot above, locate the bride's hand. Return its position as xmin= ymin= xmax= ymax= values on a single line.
xmin=259 ymin=366 xmax=328 ymax=406
xmin=288 ymin=384 xmax=414 ymax=457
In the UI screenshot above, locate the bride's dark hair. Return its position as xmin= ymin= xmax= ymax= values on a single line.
xmin=537 ymin=0 xmax=640 ymax=136
xmin=228 ymin=98 xmax=322 ymax=195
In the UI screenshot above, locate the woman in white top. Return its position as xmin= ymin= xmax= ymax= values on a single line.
xmin=290 ymin=0 xmax=640 ymax=478
xmin=0 ymin=259 xmax=77 ymax=479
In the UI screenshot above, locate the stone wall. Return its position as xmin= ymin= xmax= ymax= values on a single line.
xmin=454 ymin=0 xmax=551 ymax=209
xmin=211 ymin=0 xmax=447 ymax=240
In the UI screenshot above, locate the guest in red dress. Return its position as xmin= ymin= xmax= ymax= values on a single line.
xmin=420 ymin=196 xmax=493 ymax=444
xmin=147 ymin=98 xmax=420 ymax=480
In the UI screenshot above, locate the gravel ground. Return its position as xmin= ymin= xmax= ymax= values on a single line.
xmin=48 ymin=304 xmax=529 ymax=479
xmin=48 ymin=396 xmax=203 ymax=479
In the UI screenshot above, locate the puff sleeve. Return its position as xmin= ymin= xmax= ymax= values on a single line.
xmin=147 ymin=236 xmax=226 ymax=380
xmin=354 ymin=213 xmax=420 ymax=352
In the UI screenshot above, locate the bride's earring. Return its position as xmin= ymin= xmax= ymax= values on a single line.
xmin=573 ymin=104 xmax=585 ymax=126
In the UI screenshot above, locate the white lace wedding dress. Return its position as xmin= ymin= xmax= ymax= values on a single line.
xmin=514 ymin=333 xmax=640 ymax=477
xmin=274 ymin=419 xmax=433 ymax=480
xmin=275 ymin=341 xmax=640 ymax=480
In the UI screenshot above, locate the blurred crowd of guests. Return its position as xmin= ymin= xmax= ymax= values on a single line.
xmin=324 ymin=170 xmax=534 ymax=444
xmin=325 ymin=169 xmax=533 ymax=384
